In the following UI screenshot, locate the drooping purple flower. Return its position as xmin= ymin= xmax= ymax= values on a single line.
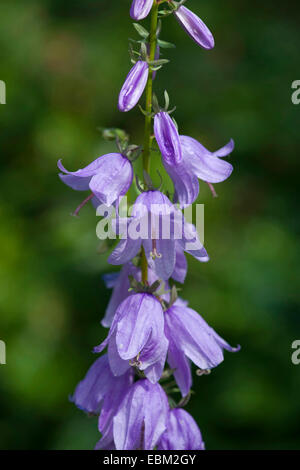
xmin=113 ymin=379 xmax=169 ymax=450
xmin=164 ymin=304 xmax=240 ymax=372
xmin=58 ymin=153 xmax=133 ymax=207
xmin=154 ymin=111 xmax=182 ymax=165
xmin=158 ymin=408 xmax=205 ymax=450
xmin=163 ymin=136 xmax=234 ymax=207
xmin=130 ymin=0 xmax=153 ymax=21
xmin=181 ymin=136 xmax=234 ymax=184
xmin=174 ymin=6 xmax=215 ymax=50
xmin=70 ymin=354 xmax=132 ymax=414
xmin=108 ymin=191 xmax=209 ymax=280
xmin=102 ymin=250 xmax=186 ymax=328
xmin=119 ymin=61 xmax=149 ymax=112
xmin=94 ymin=293 xmax=169 ymax=384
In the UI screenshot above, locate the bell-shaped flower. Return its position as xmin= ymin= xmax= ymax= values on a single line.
xmin=58 ymin=153 xmax=133 ymax=207
xmin=154 ymin=111 xmax=182 ymax=166
xmin=174 ymin=6 xmax=215 ymax=50
xmin=102 ymin=249 xmax=187 ymax=328
xmin=158 ymin=408 xmax=205 ymax=450
xmin=94 ymin=293 xmax=169 ymax=384
xmin=165 ymin=304 xmax=240 ymax=373
xmin=113 ymin=379 xmax=169 ymax=450
xmin=118 ymin=61 xmax=149 ymax=112
xmin=70 ymin=354 xmax=133 ymax=414
xmin=130 ymin=0 xmax=153 ymax=21
xmin=163 ymin=136 xmax=234 ymax=207
xmin=108 ymin=191 xmax=209 ymax=280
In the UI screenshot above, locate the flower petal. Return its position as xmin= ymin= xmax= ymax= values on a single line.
xmin=181 ymin=136 xmax=233 ymax=183
xmin=154 ymin=112 xmax=182 ymax=165
xmin=174 ymin=6 xmax=214 ymax=50
xmin=130 ymin=0 xmax=153 ymax=21
xmin=89 ymin=153 xmax=133 ymax=206
xmin=165 ymin=306 xmax=224 ymax=370
xmin=158 ymin=409 xmax=205 ymax=450
xmin=163 ymin=160 xmax=199 ymax=208
xmin=118 ymin=61 xmax=149 ymax=112
xmin=172 ymin=245 xmax=188 ymax=283
xmin=166 ymin=336 xmax=192 ymax=398
xmin=213 ymin=139 xmax=235 ymax=158
xmin=116 ymin=293 xmax=164 ymax=363
xmin=108 ymin=237 xmax=141 ymax=266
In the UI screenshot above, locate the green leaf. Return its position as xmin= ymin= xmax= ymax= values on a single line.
xmin=133 ymin=23 xmax=149 ymax=39
xmin=157 ymin=39 xmax=176 ymax=49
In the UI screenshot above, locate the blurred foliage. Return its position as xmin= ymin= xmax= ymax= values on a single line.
xmin=0 ymin=0 xmax=299 ymax=450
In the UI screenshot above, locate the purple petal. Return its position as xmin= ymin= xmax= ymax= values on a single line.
xmin=98 ymin=369 xmax=133 ymax=434
xmin=130 ymin=0 xmax=153 ymax=21
xmin=108 ymin=237 xmax=141 ymax=266
xmin=113 ymin=380 xmax=168 ymax=450
xmin=174 ymin=6 xmax=214 ymax=50
xmin=213 ymin=139 xmax=235 ymax=158
xmin=181 ymin=135 xmax=233 ymax=183
xmin=165 ymin=306 xmax=225 ymax=370
xmin=144 ymin=238 xmax=176 ymax=281
xmin=166 ymin=336 xmax=192 ymax=398
xmin=118 ymin=61 xmax=148 ymax=112
xmin=70 ymin=355 xmax=114 ymax=414
xmin=113 ymin=380 xmax=146 ymax=450
xmin=177 ymin=221 xmax=210 ymax=263
xmin=143 ymin=382 xmax=169 ymax=450
xmin=115 ymin=293 xmax=165 ymax=366
xmin=89 ymin=153 xmax=133 ymax=206
xmin=102 ymin=264 xmax=138 ymax=328
xmin=107 ymin=333 xmax=131 ymax=376
xmin=158 ymin=409 xmax=205 ymax=450
xmin=58 ymin=156 xmax=108 ymax=178
xmin=172 ymin=244 xmax=188 ymax=283
xmin=154 ymin=112 xmax=182 ymax=165
xmin=58 ymin=173 xmax=91 ymax=191
xmin=163 ymin=159 xmax=199 ymax=208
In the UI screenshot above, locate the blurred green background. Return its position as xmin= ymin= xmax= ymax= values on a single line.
xmin=0 ymin=0 xmax=299 ymax=450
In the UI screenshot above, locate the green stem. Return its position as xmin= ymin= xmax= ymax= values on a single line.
xmin=141 ymin=0 xmax=159 ymax=284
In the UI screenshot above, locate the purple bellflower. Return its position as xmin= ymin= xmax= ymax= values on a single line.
xmin=154 ymin=111 xmax=182 ymax=165
xmin=119 ymin=61 xmax=149 ymax=112
xmin=165 ymin=304 xmax=241 ymax=378
xmin=94 ymin=293 xmax=169 ymax=384
xmin=163 ymin=136 xmax=234 ymax=207
xmin=70 ymin=354 xmax=133 ymax=415
xmin=174 ymin=6 xmax=215 ymax=50
xmin=58 ymin=153 xmax=133 ymax=208
xmin=108 ymin=190 xmax=209 ymax=280
xmin=102 ymin=248 xmax=187 ymax=329
xmin=130 ymin=0 xmax=153 ymax=21
xmin=113 ymin=379 xmax=169 ymax=450
xmin=158 ymin=408 xmax=205 ymax=450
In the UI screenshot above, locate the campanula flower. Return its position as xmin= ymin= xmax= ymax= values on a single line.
xmin=108 ymin=191 xmax=209 ymax=280
xmin=154 ymin=111 xmax=182 ymax=165
xmin=165 ymin=304 xmax=240 ymax=373
xmin=94 ymin=293 xmax=169 ymax=384
xmin=58 ymin=153 xmax=133 ymax=207
xmin=174 ymin=6 xmax=215 ymax=50
xmin=119 ymin=61 xmax=149 ymax=112
xmin=102 ymin=250 xmax=187 ymax=328
xmin=70 ymin=354 xmax=133 ymax=414
xmin=130 ymin=0 xmax=153 ymax=21
xmin=113 ymin=380 xmax=169 ymax=450
xmin=158 ymin=408 xmax=205 ymax=450
xmin=163 ymin=136 xmax=234 ymax=207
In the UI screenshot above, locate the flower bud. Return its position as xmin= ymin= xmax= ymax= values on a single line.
xmin=130 ymin=0 xmax=153 ymax=21
xmin=118 ymin=61 xmax=149 ymax=112
xmin=174 ymin=6 xmax=215 ymax=50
